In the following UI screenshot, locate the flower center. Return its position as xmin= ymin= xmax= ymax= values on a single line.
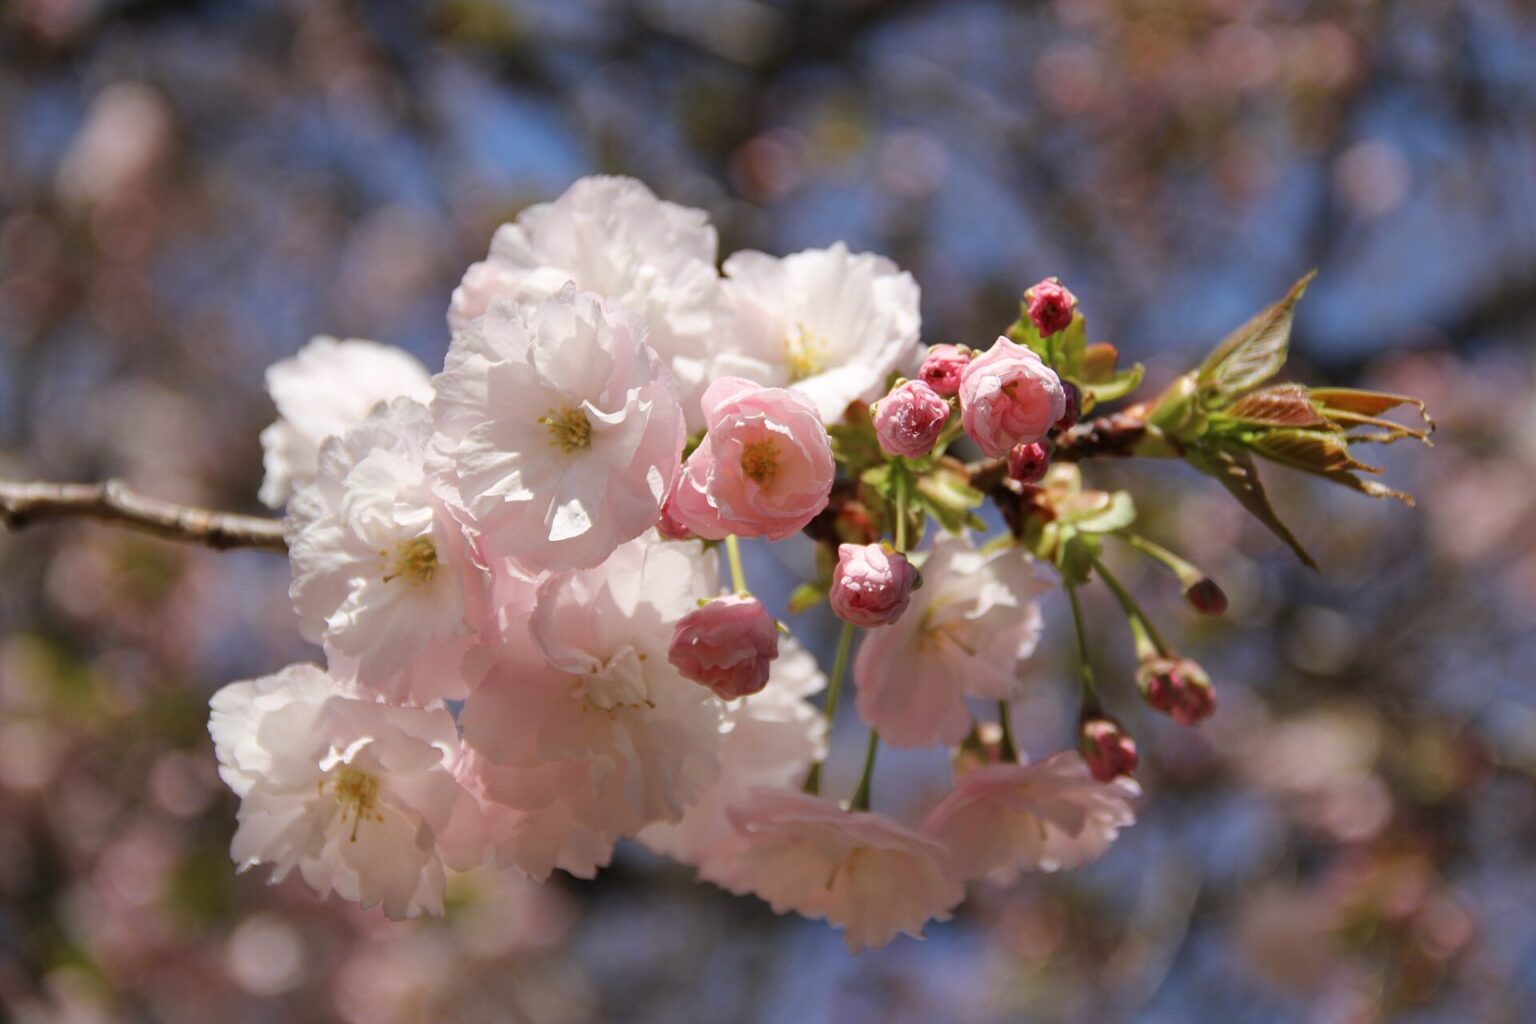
xmin=740 ymin=439 xmax=780 ymax=486
xmin=785 ymin=323 xmax=827 ymax=382
xmin=539 ymin=407 xmax=592 ymax=453
xmin=383 ymin=535 xmax=438 ymax=585
xmin=327 ymin=766 xmax=383 ymax=842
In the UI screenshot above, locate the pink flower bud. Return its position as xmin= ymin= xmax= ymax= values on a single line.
xmin=958 ymin=338 xmax=1067 ymax=458
xmin=1079 ymin=716 xmax=1138 ymax=782
xmin=1184 ymin=577 xmax=1228 ymax=616
xmin=830 ymin=543 xmax=917 ymax=628
xmin=668 ymin=595 xmax=780 ymax=700
xmin=655 ymin=485 xmax=695 ymax=541
xmin=1056 ymin=381 xmax=1082 ymax=430
xmin=1007 ymin=441 xmax=1050 ymax=484
xmin=917 ymin=344 xmax=971 ymax=398
xmin=1026 ymin=277 xmax=1077 ymax=337
xmin=1139 ymin=657 xmax=1215 ymax=726
xmin=872 ymin=380 xmax=950 ymax=458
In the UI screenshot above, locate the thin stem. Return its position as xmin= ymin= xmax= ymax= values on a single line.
xmin=803 ymin=620 xmax=856 ymax=795
xmin=724 ymin=535 xmax=749 ymax=595
xmin=1091 ymin=553 xmax=1172 ymax=656
xmin=893 ymin=464 xmax=909 ymax=553
xmin=1064 ymin=579 xmax=1100 ymax=704
xmin=1120 ymin=533 xmax=1201 ymax=587
xmin=848 ymin=729 xmax=880 ymax=811
xmin=997 ymin=700 xmax=1020 ymax=763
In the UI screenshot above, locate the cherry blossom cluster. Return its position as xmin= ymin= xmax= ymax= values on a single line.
xmin=210 ymin=175 xmax=1430 ymax=951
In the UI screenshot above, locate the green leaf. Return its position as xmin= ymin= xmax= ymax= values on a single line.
xmin=788 ymin=582 xmax=827 ymax=614
xmin=1005 ymin=313 xmax=1049 ymax=361
xmin=1083 ymin=362 xmax=1145 ymax=405
xmin=1309 ymin=387 xmax=1435 ymax=444
xmin=1187 ymin=445 xmax=1318 ymax=571
xmin=914 ymin=463 xmax=984 ymax=535
xmin=1055 ymin=313 xmax=1087 ymax=378
xmin=1070 ymin=491 xmax=1137 ymax=534
xmin=1055 ymin=531 xmax=1099 ymax=587
xmin=1197 ymin=272 xmax=1315 ymax=403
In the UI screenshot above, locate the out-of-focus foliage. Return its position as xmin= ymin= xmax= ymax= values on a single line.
xmin=1 ymin=1 xmax=1534 ymax=1021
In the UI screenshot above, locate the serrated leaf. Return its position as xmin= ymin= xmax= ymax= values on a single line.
xmin=1249 ymin=428 xmax=1382 ymax=477
xmin=1198 ymin=272 xmax=1316 ymax=402
xmin=1310 ymin=387 xmax=1435 ymax=443
xmin=1222 ymin=384 xmax=1332 ymax=429
xmin=1187 ymin=445 xmax=1318 ymax=571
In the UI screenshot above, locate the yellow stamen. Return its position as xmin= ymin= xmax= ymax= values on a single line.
xmin=785 ymin=324 xmax=827 ymax=382
xmin=328 ymin=766 xmax=383 ymax=843
xmin=740 ymin=439 xmax=780 ymax=486
xmin=539 ymin=407 xmax=592 ymax=452
xmin=383 ymin=536 xmax=438 ymax=584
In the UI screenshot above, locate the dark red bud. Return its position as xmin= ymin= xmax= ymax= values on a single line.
xmin=1007 ymin=441 xmax=1050 ymax=485
xmin=1184 ymin=577 xmax=1228 ymax=616
xmin=1055 ymin=381 xmax=1082 ymax=431
xmin=1079 ymin=716 xmax=1138 ymax=782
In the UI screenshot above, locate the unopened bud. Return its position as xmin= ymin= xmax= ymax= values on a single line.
xmin=1184 ymin=577 xmax=1228 ymax=616
xmin=1139 ymin=657 xmax=1215 ymax=726
xmin=1007 ymin=441 xmax=1050 ymax=485
xmin=1079 ymin=716 xmax=1138 ymax=782
xmin=1025 ymin=276 xmax=1078 ymax=337
xmin=1055 ymin=381 xmax=1082 ymax=431
xmin=917 ymin=344 xmax=971 ymax=398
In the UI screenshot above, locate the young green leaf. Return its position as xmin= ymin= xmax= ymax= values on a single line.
xmin=1187 ymin=445 xmax=1318 ymax=571
xmin=1197 ymin=272 xmax=1315 ymax=404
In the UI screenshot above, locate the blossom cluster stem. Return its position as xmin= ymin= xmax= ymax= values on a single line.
xmin=1091 ymin=553 xmax=1171 ymax=657
xmin=893 ymin=464 xmax=910 ymax=553
xmin=1120 ymin=533 xmax=1201 ymax=589
xmin=848 ymin=729 xmax=880 ymax=811
xmin=725 ymin=534 xmax=749 ymax=595
xmin=804 ymin=619 xmax=857 ymax=796
xmin=1064 ymin=579 xmax=1102 ymax=709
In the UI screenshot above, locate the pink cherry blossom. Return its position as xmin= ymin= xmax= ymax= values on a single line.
xmin=668 ymin=594 xmax=780 ymax=700
xmin=872 ymin=379 xmax=950 ymax=458
xmin=829 ymin=543 xmax=917 ymax=628
xmin=917 ymin=344 xmax=970 ymax=398
xmin=958 ymin=337 xmax=1067 ymax=458
xmin=709 ymin=788 xmax=964 ymax=952
xmin=668 ymin=377 xmax=835 ymax=541
xmin=855 ymin=535 xmax=1053 ymax=748
xmin=922 ymin=753 xmax=1140 ymax=884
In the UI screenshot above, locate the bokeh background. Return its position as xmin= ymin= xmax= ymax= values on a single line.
xmin=2 ymin=1 xmax=1535 ymax=1021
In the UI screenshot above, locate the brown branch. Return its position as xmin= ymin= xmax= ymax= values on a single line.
xmin=0 ymin=478 xmax=288 ymax=553
xmin=967 ymin=409 xmax=1152 ymax=488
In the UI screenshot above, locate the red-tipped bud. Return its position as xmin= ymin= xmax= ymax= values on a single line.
xmin=1139 ymin=657 xmax=1215 ymax=726
xmin=1079 ymin=716 xmax=1138 ymax=782
xmin=1055 ymin=381 xmax=1082 ymax=431
xmin=1184 ymin=577 xmax=1228 ymax=616
xmin=1007 ymin=441 xmax=1050 ymax=484
xmin=1025 ymin=277 xmax=1078 ymax=337
xmin=917 ymin=344 xmax=971 ymax=398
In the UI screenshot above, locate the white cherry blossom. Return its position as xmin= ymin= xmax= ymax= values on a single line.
xmin=715 ymin=243 xmax=922 ymax=424
xmin=259 ymin=336 xmax=434 ymax=508
xmin=287 ymin=398 xmax=489 ymax=704
xmin=430 ymin=288 xmax=686 ymax=575
xmin=208 ymin=663 xmax=480 ymax=919
xmin=449 ymin=176 xmax=722 ymax=429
